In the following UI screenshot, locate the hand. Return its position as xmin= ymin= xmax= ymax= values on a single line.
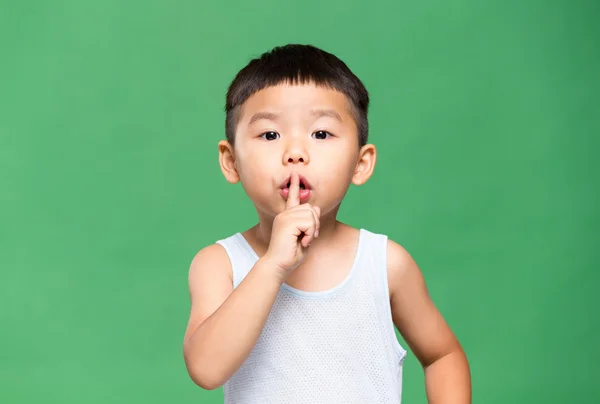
xmin=263 ymin=172 xmax=321 ymax=276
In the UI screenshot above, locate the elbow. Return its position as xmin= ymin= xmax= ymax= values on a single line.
xmin=183 ymin=347 xmax=227 ymax=391
xmin=189 ymin=370 xmax=224 ymax=391
xmin=185 ymin=361 xmax=227 ymax=390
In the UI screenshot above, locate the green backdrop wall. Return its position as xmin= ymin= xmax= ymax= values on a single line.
xmin=1 ymin=1 xmax=598 ymax=403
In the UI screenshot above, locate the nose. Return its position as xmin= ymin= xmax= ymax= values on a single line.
xmin=283 ymin=140 xmax=310 ymax=165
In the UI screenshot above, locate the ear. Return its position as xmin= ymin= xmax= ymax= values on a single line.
xmin=218 ymin=140 xmax=240 ymax=184
xmin=352 ymin=143 xmax=377 ymax=186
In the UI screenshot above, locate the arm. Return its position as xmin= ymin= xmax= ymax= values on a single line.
xmin=387 ymin=240 xmax=471 ymax=403
xmin=182 ymin=244 xmax=283 ymax=390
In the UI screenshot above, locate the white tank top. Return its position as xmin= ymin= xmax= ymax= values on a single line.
xmin=216 ymin=228 xmax=407 ymax=404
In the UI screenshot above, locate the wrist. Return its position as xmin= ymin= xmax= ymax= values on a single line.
xmin=255 ymin=255 xmax=288 ymax=284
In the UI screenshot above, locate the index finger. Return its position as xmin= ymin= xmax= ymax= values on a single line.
xmin=286 ymin=171 xmax=300 ymax=209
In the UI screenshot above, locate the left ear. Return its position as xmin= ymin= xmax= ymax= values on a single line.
xmin=352 ymin=143 xmax=377 ymax=186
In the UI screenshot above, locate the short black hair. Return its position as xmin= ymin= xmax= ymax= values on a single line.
xmin=225 ymin=44 xmax=370 ymax=147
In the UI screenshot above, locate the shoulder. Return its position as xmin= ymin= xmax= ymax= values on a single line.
xmin=386 ymin=238 xmax=415 ymax=274
xmin=188 ymin=242 xmax=233 ymax=284
xmin=183 ymin=242 xmax=234 ymax=344
xmin=385 ymin=238 xmax=423 ymax=299
xmin=358 ymin=227 xmax=421 ymax=295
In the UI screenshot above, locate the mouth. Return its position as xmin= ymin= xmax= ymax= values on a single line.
xmin=280 ymin=174 xmax=312 ymax=191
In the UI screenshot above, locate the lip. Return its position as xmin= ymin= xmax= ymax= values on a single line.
xmin=279 ymin=174 xmax=312 ymax=190
xmin=280 ymin=187 xmax=312 ymax=204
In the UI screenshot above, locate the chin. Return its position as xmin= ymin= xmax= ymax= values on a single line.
xmin=251 ymin=199 xmax=284 ymax=218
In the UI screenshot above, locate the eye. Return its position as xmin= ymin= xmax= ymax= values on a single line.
xmin=312 ymin=130 xmax=332 ymax=140
xmin=260 ymin=131 xmax=280 ymax=141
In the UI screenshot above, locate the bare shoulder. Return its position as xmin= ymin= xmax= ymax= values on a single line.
xmin=188 ymin=243 xmax=233 ymax=284
xmin=183 ymin=243 xmax=233 ymax=344
xmin=386 ymin=238 xmax=422 ymax=298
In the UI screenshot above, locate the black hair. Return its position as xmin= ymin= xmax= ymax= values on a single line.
xmin=225 ymin=44 xmax=370 ymax=147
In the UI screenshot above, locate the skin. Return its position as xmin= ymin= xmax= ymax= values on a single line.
xmin=183 ymin=82 xmax=471 ymax=402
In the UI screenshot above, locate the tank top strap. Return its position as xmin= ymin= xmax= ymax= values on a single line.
xmin=358 ymin=229 xmax=407 ymax=362
xmin=359 ymin=229 xmax=389 ymax=294
xmin=216 ymin=233 xmax=258 ymax=289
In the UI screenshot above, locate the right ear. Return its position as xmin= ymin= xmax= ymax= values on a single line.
xmin=218 ymin=140 xmax=240 ymax=184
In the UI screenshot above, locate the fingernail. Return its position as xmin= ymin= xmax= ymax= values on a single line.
xmin=315 ymin=230 xmax=319 ymax=237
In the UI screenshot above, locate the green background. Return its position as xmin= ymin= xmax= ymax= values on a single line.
xmin=1 ymin=0 xmax=598 ymax=403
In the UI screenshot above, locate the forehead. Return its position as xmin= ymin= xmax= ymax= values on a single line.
xmin=238 ymin=83 xmax=353 ymax=121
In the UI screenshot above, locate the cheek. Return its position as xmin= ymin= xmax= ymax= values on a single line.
xmin=318 ymin=157 xmax=356 ymax=193
xmin=322 ymin=169 xmax=354 ymax=193
xmin=317 ymin=145 xmax=357 ymax=176
xmin=235 ymin=152 xmax=278 ymax=197
xmin=238 ymin=156 xmax=275 ymax=181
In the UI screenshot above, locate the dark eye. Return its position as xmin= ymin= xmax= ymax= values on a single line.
xmin=260 ymin=131 xmax=280 ymax=141
xmin=312 ymin=130 xmax=331 ymax=140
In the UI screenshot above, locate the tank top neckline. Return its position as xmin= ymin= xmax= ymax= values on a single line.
xmin=233 ymin=228 xmax=366 ymax=300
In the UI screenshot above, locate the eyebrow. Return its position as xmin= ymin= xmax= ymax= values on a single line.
xmin=310 ymin=109 xmax=343 ymax=122
xmin=247 ymin=109 xmax=344 ymax=126
xmin=248 ymin=112 xmax=279 ymax=126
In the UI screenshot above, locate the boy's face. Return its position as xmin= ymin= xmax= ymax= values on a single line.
xmin=219 ymin=83 xmax=376 ymax=218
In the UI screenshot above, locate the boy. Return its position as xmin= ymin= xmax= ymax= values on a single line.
xmin=183 ymin=44 xmax=471 ymax=403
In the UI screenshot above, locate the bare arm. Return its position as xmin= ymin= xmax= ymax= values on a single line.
xmin=182 ymin=244 xmax=283 ymax=390
xmin=387 ymin=240 xmax=471 ymax=403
